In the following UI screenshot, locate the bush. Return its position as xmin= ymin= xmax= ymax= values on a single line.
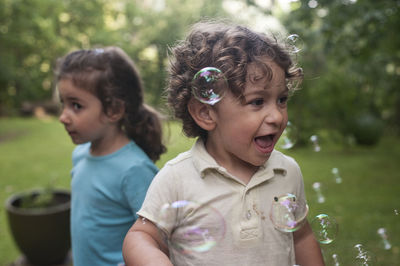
xmin=350 ymin=112 xmax=384 ymax=146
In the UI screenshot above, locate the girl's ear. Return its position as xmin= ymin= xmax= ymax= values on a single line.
xmin=188 ymin=98 xmax=216 ymax=131
xmin=106 ymin=100 xmax=125 ymax=122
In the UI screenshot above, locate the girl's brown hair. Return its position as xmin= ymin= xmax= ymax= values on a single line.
xmin=55 ymin=47 xmax=166 ymax=161
xmin=166 ymin=20 xmax=303 ymax=140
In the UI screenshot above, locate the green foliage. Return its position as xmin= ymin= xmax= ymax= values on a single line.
xmin=280 ymin=0 xmax=400 ymax=142
xmin=2 ymin=0 xmax=399 ymax=146
xmin=0 ymin=0 xmax=230 ymax=114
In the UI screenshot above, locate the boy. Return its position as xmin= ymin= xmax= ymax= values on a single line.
xmin=123 ymin=21 xmax=324 ymax=266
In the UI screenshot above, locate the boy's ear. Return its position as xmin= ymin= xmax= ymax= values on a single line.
xmin=188 ymin=98 xmax=216 ymax=131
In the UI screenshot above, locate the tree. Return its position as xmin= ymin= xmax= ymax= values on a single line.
xmin=0 ymin=0 xmax=230 ymax=115
xmin=281 ymin=0 xmax=400 ymax=142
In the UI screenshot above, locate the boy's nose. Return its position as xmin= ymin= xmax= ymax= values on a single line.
xmin=264 ymin=105 xmax=284 ymax=125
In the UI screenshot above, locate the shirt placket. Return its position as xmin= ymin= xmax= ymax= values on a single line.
xmin=239 ymin=187 xmax=260 ymax=240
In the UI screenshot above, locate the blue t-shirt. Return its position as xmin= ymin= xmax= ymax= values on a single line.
xmin=70 ymin=141 xmax=158 ymax=266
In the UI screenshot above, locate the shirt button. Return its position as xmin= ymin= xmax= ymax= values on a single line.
xmin=246 ymin=210 xmax=252 ymax=220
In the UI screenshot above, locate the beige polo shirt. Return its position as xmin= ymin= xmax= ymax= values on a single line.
xmin=138 ymin=139 xmax=306 ymax=266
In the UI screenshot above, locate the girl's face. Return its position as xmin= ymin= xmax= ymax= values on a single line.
xmin=58 ymin=78 xmax=114 ymax=147
xmin=206 ymin=60 xmax=289 ymax=176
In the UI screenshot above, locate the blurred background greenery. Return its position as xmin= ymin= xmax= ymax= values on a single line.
xmin=1 ymin=0 xmax=399 ymax=264
xmin=1 ymin=0 xmax=399 ymax=144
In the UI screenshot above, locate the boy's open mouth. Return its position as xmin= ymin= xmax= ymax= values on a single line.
xmin=254 ymin=134 xmax=275 ymax=152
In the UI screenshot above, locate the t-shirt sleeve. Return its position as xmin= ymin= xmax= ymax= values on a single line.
xmin=122 ymin=161 xmax=158 ymax=220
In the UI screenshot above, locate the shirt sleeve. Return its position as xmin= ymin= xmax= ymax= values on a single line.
xmin=121 ymin=161 xmax=158 ymax=220
xmin=136 ymin=163 xmax=179 ymax=229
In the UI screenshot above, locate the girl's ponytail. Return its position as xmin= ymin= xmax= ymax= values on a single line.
xmin=123 ymin=104 xmax=166 ymax=162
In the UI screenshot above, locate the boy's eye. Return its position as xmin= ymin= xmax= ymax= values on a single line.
xmin=278 ymin=96 xmax=288 ymax=105
xmin=249 ymin=98 xmax=264 ymax=106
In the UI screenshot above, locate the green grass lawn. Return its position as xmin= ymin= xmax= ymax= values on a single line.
xmin=0 ymin=117 xmax=399 ymax=265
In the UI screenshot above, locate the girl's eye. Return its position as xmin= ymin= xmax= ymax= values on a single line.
xmin=72 ymin=102 xmax=82 ymax=110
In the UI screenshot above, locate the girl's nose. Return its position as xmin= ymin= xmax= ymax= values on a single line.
xmin=59 ymin=109 xmax=70 ymax=124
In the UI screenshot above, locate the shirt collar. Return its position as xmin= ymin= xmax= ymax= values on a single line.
xmin=191 ymin=139 xmax=287 ymax=181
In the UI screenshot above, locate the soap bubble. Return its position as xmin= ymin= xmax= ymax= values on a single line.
xmin=332 ymin=253 xmax=340 ymax=266
xmin=310 ymin=135 xmax=321 ymax=152
xmin=286 ymin=34 xmax=304 ymax=54
xmin=312 ymin=182 xmax=325 ymax=203
xmin=377 ymin=227 xmax=392 ymax=250
xmin=192 ymin=67 xmax=227 ymax=105
xmin=157 ymin=200 xmax=226 ymax=254
xmin=276 ymin=121 xmax=298 ymax=150
xmin=310 ymin=214 xmax=338 ymax=244
xmin=331 ymin=167 xmax=343 ymax=184
xmin=354 ymin=244 xmax=376 ymax=265
xmin=269 ymin=193 xmax=309 ymax=232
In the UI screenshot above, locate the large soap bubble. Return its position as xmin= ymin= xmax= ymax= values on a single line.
xmin=310 ymin=214 xmax=338 ymax=244
xmin=286 ymin=34 xmax=304 ymax=54
xmin=157 ymin=200 xmax=226 ymax=254
xmin=276 ymin=121 xmax=298 ymax=150
xmin=269 ymin=193 xmax=309 ymax=232
xmin=192 ymin=67 xmax=227 ymax=105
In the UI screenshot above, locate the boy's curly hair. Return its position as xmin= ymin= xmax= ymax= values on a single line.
xmin=166 ymin=20 xmax=303 ymax=140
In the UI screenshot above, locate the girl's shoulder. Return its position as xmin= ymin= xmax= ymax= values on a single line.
xmin=72 ymin=143 xmax=91 ymax=165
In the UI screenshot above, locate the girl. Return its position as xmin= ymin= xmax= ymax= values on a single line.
xmin=56 ymin=47 xmax=166 ymax=266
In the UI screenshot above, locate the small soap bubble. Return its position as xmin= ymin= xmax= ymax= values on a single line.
xmin=377 ymin=227 xmax=392 ymax=250
xmin=192 ymin=67 xmax=227 ymax=105
xmin=286 ymin=34 xmax=304 ymax=54
xmin=270 ymin=193 xmax=309 ymax=232
xmin=157 ymin=200 xmax=226 ymax=254
xmin=310 ymin=214 xmax=338 ymax=244
xmin=332 ymin=253 xmax=340 ymax=266
xmin=312 ymin=182 xmax=325 ymax=203
xmin=93 ymin=48 xmax=104 ymax=54
xmin=277 ymin=121 xmax=298 ymax=150
xmin=310 ymin=135 xmax=321 ymax=152
xmin=354 ymin=244 xmax=377 ymax=265
xmin=331 ymin=167 xmax=343 ymax=184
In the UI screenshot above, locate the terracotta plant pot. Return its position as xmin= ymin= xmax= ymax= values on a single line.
xmin=5 ymin=189 xmax=71 ymax=265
